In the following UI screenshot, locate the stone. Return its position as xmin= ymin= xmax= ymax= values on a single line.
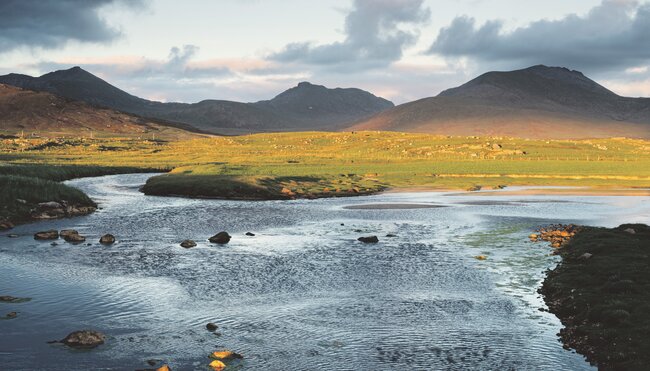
xmin=63 ymin=231 xmax=86 ymax=243
xmin=61 ymin=330 xmax=106 ymax=349
xmin=208 ymin=360 xmax=226 ymax=370
xmin=358 ymin=236 xmax=379 ymax=243
xmin=624 ymin=228 xmax=636 ymax=234
xmin=385 ymin=234 xmax=397 ymax=238
xmin=60 ymin=229 xmax=79 ymax=239
xmin=0 ymin=220 xmax=14 ymax=230
xmin=5 ymin=311 xmax=17 ymax=319
xmin=529 ymin=233 xmax=538 ymax=241
xmin=99 ymin=234 xmax=116 ymax=245
xmin=180 ymin=240 xmax=197 ymax=248
xmin=578 ymin=253 xmax=593 ymax=261
xmin=206 ymin=322 xmax=218 ymax=331
xmin=209 ymin=232 xmax=231 ymax=244
xmin=474 ymin=255 xmax=488 ymax=260
xmin=38 ymin=201 xmax=63 ymax=209
xmin=7 ymin=234 xmax=18 ymax=238
xmin=210 ymin=350 xmax=243 ymax=360
xmin=34 ymin=230 xmax=59 ymax=240
xmin=245 ymin=232 xmax=255 ymax=236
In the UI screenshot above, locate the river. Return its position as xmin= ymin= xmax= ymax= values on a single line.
xmin=1 ymin=173 xmax=648 ymax=370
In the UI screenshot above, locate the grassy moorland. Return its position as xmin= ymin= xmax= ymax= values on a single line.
xmin=541 ymin=224 xmax=650 ymax=369
xmin=1 ymin=132 xmax=650 ymax=202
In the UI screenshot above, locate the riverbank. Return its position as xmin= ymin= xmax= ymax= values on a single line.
xmin=0 ymin=164 xmax=163 ymax=228
xmin=540 ymin=224 xmax=650 ymax=370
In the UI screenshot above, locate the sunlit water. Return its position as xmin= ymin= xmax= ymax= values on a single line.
xmin=1 ymin=174 xmax=648 ymax=370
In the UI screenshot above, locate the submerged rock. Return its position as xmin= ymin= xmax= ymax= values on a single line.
xmin=245 ymin=232 xmax=255 ymax=236
xmin=474 ymin=255 xmax=488 ymax=261
xmin=34 ymin=230 xmax=59 ymax=240
xmin=7 ymin=234 xmax=18 ymax=238
xmin=209 ymin=232 xmax=231 ymax=244
xmin=5 ymin=311 xmax=17 ymax=319
xmin=358 ymin=236 xmax=379 ymax=243
xmin=60 ymin=330 xmax=105 ymax=348
xmin=99 ymin=234 xmax=116 ymax=245
xmin=210 ymin=350 xmax=243 ymax=360
xmin=180 ymin=240 xmax=197 ymax=248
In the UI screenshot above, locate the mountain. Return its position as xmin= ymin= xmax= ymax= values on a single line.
xmin=350 ymin=65 xmax=650 ymax=139
xmin=0 ymin=67 xmax=394 ymax=134
xmin=0 ymin=83 xmax=200 ymax=139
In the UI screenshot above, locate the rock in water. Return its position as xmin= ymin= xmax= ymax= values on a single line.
xmin=358 ymin=236 xmax=379 ymax=243
xmin=34 ymin=230 xmax=59 ymax=240
xmin=245 ymin=232 xmax=255 ymax=236
xmin=0 ymin=220 xmax=14 ymax=230
xmin=5 ymin=311 xmax=17 ymax=319
xmin=99 ymin=234 xmax=116 ymax=245
xmin=61 ymin=330 xmax=105 ymax=348
xmin=209 ymin=232 xmax=231 ymax=244
xmin=180 ymin=240 xmax=197 ymax=248
xmin=206 ymin=322 xmax=218 ymax=331
xmin=210 ymin=350 xmax=243 ymax=360
xmin=60 ymin=230 xmax=78 ymax=239
xmin=62 ymin=230 xmax=86 ymax=243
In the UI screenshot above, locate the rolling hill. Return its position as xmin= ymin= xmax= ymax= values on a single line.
xmin=0 ymin=83 xmax=200 ymax=139
xmin=350 ymin=65 xmax=650 ymax=139
xmin=0 ymin=67 xmax=394 ymax=134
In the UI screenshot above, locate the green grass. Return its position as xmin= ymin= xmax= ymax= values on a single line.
xmin=540 ymin=224 xmax=650 ymax=370
xmin=2 ymin=132 xmax=649 ymax=200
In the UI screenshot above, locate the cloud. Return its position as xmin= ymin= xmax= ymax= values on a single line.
xmin=428 ymin=0 xmax=650 ymax=73
xmin=269 ymin=0 xmax=430 ymax=70
xmin=0 ymin=0 xmax=146 ymax=53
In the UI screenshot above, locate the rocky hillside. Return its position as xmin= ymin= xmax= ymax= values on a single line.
xmin=0 ymin=83 xmax=199 ymax=139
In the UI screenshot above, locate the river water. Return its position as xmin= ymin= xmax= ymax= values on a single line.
xmin=1 ymin=174 xmax=648 ymax=370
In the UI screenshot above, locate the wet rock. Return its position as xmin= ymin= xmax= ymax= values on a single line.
xmin=7 ymin=234 xmax=18 ymax=238
xmin=474 ymin=255 xmax=488 ymax=260
xmin=156 ymin=365 xmax=171 ymax=371
xmin=99 ymin=234 xmax=116 ymax=245
xmin=358 ymin=236 xmax=379 ymax=243
xmin=0 ymin=220 xmax=14 ymax=230
xmin=60 ymin=330 xmax=105 ymax=349
xmin=146 ymin=359 xmax=159 ymax=366
xmin=529 ymin=233 xmax=539 ymax=241
xmin=60 ymin=229 xmax=78 ymax=239
xmin=51 ymin=242 xmax=58 ymax=246
xmin=62 ymin=230 xmax=86 ymax=243
xmin=210 ymin=350 xmax=243 ymax=360
xmin=532 ymin=224 xmax=581 ymax=248
xmin=208 ymin=360 xmax=226 ymax=370
xmin=385 ymin=234 xmax=397 ymax=238
xmin=209 ymin=232 xmax=231 ymax=244
xmin=5 ymin=311 xmax=17 ymax=319
xmin=34 ymin=230 xmax=59 ymax=240
xmin=578 ymin=253 xmax=593 ymax=261
xmin=180 ymin=240 xmax=197 ymax=248
xmin=245 ymin=232 xmax=255 ymax=236
xmin=206 ymin=322 xmax=218 ymax=331
xmin=0 ymin=296 xmax=18 ymax=302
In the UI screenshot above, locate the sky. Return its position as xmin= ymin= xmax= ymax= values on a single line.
xmin=1 ymin=0 xmax=650 ymax=104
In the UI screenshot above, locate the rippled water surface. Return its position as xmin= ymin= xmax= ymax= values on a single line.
xmin=2 ymin=174 xmax=649 ymax=370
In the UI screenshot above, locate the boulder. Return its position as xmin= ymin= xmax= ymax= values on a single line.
xmin=206 ymin=322 xmax=218 ymax=331
xmin=209 ymin=232 xmax=231 ymax=244
xmin=64 ymin=233 xmax=86 ymax=243
xmin=34 ymin=230 xmax=59 ymax=240
xmin=38 ymin=201 xmax=63 ymax=209
xmin=99 ymin=234 xmax=116 ymax=245
xmin=180 ymin=240 xmax=197 ymax=248
xmin=358 ymin=236 xmax=379 ymax=243
xmin=0 ymin=220 xmax=14 ymax=230
xmin=60 ymin=229 xmax=79 ymax=239
xmin=210 ymin=350 xmax=243 ymax=360
xmin=60 ymin=330 xmax=106 ymax=349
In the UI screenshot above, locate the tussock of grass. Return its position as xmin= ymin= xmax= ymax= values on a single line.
xmin=0 ymin=175 xmax=96 ymax=223
xmin=541 ymin=224 xmax=650 ymax=369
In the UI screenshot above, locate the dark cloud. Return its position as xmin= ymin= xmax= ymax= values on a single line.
xmin=428 ymin=0 xmax=650 ymax=73
xmin=269 ymin=0 xmax=430 ymax=70
xmin=0 ymin=0 xmax=146 ymax=52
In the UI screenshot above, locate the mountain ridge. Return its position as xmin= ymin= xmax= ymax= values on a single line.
xmin=0 ymin=67 xmax=394 ymax=134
